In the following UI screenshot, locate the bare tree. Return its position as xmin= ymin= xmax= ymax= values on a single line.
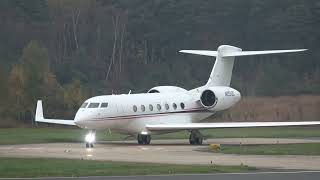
xmin=106 ymin=10 xmax=128 ymax=82
xmin=119 ymin=13 xmax=127 ymax=73
xmin=71 ymin=8 xmax=81 ymax=50
xmin=106 ymin=14 xmax=119 ymax=80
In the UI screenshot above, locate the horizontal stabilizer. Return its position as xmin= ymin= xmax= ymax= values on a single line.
xmin=147 ymin=121 xmax=320 ymax=131
xmin=222 ymin=49 xmax=307 ymax=57
xmin=179 ymin=50 xmax=218 ymax=57
xmin=35 ymin=100 xmax=75 ymax=126
xmin=179 ymin=49 xmax=307 ymax=57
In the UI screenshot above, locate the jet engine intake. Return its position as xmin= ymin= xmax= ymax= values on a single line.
xmin=200 ymin=89 xmax=217 ymax=108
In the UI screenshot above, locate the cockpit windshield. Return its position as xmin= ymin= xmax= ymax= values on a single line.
xmin=80 ymin=102 xmax=88 ymax=108
xmin=101 ymin=103 xmax=108 ymax=108
xmin=88 ymin=103 xmax=100 ymax=108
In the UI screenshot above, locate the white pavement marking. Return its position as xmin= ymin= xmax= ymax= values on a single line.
xmin=19 ymin=148 xmax=43 ymax=150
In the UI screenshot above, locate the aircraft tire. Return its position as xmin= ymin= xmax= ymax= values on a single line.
xmin=137 ymin=134 xmax=143 ymax=144
xmin=189 ymin=131 xmax=203 ymax=145
xmin=145 ymin=135 xmax=151 ymax=144
xmin=137 ymin=134 xmax=151 ymax=145
xmin=189 ymin=134 xmax=195 ymax=145
xmin=196 ymin=137 xmax=203 ymax=145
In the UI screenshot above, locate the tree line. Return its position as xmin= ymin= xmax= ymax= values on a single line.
xmin=0 ymin=0 xmax=319 ymax=125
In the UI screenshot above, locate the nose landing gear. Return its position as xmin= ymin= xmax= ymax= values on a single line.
xmin=137 ymin=134 xmax=151 ymax=145
xmin=85 ymin=130 xmax=96 ymax=148
xmin=189 ymin=130 xmax=203 ymax=145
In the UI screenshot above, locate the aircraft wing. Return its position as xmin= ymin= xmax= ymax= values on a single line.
xmin=36 ymin=118 xmax=75 ymax=126
xmin=35 ymin=100 xmax=76 ymax=126
xmin=146 ymin=121 xmax=320 ymax=131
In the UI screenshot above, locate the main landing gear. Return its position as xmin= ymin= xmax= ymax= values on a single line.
xmin=85 ymin=130 xmax=96 ymax=148
xmin=189 ymin=130 xmax=203 ymax=145
xmin=137 ymin=134 xmax=151 ymax=145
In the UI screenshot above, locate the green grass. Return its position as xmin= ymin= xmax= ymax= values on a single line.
xmin=159 ymin=126 xmax=320 ymax=139
xmin=0 ymin=157 xmax=255 ymax=178
xmin=0 ymin=126 xmax=320 ymax=145
xmin=0 ymin=127 xmax=134 ymax=145
xmin=213 ymin=143 xmax=320 ymax=155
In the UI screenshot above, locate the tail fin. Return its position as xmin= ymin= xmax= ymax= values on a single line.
xmin=207 ymin=45 xmax=241 ymax=86
xmin=180 ymin=45 xmax=307 ymax=87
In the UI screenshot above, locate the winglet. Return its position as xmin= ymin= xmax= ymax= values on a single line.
xmin=35 ymin=100 xmax=75 ymax=126
xmin=35 ymin=100 xmax=44 ymax=122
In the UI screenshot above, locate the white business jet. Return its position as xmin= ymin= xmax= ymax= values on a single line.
xmin=35 ymin=45 xmax=320 ymax=148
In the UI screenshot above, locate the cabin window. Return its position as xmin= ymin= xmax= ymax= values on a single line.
xmin=141 ymin=105 xmax=146 ymax=112
xmin=101 ymin=103 xmax=108 ymax=108
xmin=149 ymin=104 xmax=153 ymax=111
xmin=157 ymin=104 xmax=161 ymax=111
xmin=80 ymin=102 xmax=88 ymax=108
xmin=180 ymin=102 xmax=185 ymax=109
xmin=173 ymin=103 xmax=177 ymax=110
xmin=165 ymin=103 xmax=169 ymax=110
xmin=88 ymin=103 xmax=100 ymax=108
xmin=133 ymin=105 xmax=138 ymax=112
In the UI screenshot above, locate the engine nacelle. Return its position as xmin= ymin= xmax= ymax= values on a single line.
xmin=200 ymin=86 xmax=241 ymax=111
xmin=148 ymin=86 xmax=187 ymax=93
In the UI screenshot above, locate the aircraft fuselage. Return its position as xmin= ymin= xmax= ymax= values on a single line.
xmin=74 ymin=88 xmax=240 ymax=134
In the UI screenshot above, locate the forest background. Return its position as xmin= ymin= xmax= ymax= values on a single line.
xmin=0 ymin=0 xmax=319 ymax=126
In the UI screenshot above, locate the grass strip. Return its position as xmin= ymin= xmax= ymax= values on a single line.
xmin=0 ymin=157 xmax=256 ymax=178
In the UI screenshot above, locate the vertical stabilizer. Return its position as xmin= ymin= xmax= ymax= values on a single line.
xmin=206 ymin=45 xmax=242 ymax=87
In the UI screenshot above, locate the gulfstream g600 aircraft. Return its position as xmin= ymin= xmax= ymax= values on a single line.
xmin=35 ymin=45 xmax=320 ymax=148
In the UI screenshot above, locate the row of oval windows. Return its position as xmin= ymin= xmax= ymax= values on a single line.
xmin=132 ymin=103 xmax=185 ymax=112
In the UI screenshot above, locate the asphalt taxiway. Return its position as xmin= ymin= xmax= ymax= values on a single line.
xmin=1 ymin=138 xmax=320 ymax=170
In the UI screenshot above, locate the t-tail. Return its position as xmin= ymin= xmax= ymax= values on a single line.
xmin=180 ymin=45 xmax=307 ymax=87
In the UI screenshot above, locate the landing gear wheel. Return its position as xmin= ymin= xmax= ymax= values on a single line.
xmin=196 ymin=137 xmax=203 ymax=145
xmin=138 ymin=135 xmax=143 ymax=144
xmin=85 ymin=142 xmax=94 ymax=148
xmin=85 ymin=130 xmax=96 ymax=148
xmin=145 ymin=135 xmax=151 ymax=144
xmin=137 ymin=134 xmax=151 ymax=145
xmin=189 ymin=130 xmax=203 ymax=145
